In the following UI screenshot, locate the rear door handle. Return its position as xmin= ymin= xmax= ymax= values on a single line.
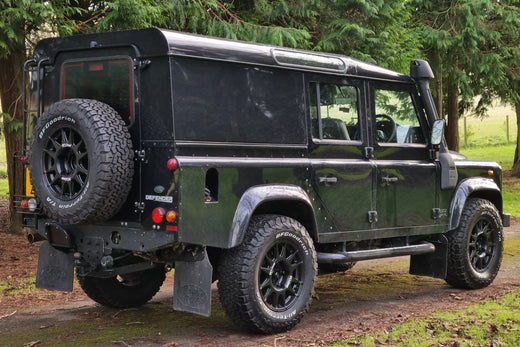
xmin=381 ymin=176 xmax=398 ymax=183
xmin=319 ymin=176 xmax=338 ymax=184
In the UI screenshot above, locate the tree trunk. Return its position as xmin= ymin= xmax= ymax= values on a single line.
xmin=430 ymin=53 xmax=444 ymax=120
xmin=511 ymin=101 xmax=520 ymax=177
xmin=446 ymin=78 xmax=460 ymax=151
xmin=0 ymin=49 xmax=26 ymax=234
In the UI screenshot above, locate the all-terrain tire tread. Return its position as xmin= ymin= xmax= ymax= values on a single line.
xmin=218 ymin=214 xmax=317 ymax=334
xmin=445 ymin=198 xmax=503 ymax=289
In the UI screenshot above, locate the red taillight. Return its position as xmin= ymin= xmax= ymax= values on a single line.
xmin=152 ymin=207 xmax=165 ymax=224
xmin=167 ymin=158 xmax=178 ymax=171
xmin=21 ymin=200 xmax=29 ymax=208
xmin=21 ymin=156 xmax=28 ymax=165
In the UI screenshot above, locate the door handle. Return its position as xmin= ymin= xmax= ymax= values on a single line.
xmin=319 ymin=176 xmax=338 ymax=184
xmin=381 ymin=176 xmax=398 ymax=183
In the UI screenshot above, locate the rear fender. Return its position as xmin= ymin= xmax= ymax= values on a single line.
xmin=228 ymin=185 xmax=316 ymax=248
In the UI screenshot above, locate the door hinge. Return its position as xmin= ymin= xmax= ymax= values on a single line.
xmin=364 ymin=147 xmax=374 ymax=159
xmin=368 ymin=211 xmax=378 ymax=224
xmin=134 ymin=201 xmax=145 ymax=213
xmin=135 ymin=149 xmax=146 ymax=162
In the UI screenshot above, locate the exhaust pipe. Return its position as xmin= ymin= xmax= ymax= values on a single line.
xmin=27 ymin=232 xmax=45 ymax=244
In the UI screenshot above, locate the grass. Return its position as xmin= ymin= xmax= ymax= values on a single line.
xmin=459 ymin=101 xmax=516 ymax=147
xmin=333 ymin=291 xmax=520 ymax=346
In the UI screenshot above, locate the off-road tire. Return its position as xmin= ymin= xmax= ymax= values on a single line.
xmin=29 ymin=99 xmax=133 ymax=225
xmin=445 ymin=198 xmax=503 ymax=289
xmin=319 ymin=262 xmax=356 ymax=273
xmin=218 ymin=215 xmax=317 ymax=334
xmin=78 ymin=266 xmax=166 ymax=308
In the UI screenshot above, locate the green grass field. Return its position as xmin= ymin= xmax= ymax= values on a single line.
xmin=459 ymin=101 xmax=516 ymax=148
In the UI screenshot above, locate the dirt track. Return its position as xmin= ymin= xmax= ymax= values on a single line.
xmin=0 ymin=224 xmax=519 ymax=346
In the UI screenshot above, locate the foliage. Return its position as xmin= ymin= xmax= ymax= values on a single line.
xmin=313 ymin=0 xmax=422 ymax=72
xmin=334 ymin=291 xmax=520 ymax=346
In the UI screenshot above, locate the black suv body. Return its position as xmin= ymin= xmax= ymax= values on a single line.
xmin=15 ymin=28 xmax=509 ymax=333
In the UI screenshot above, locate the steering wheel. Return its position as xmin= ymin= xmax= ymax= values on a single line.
xmin=376 ymin=114 xmax=397 ymax=142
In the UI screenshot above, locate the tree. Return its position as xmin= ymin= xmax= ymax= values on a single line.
xmin=0 ymin=1 xmax=83 ymax=233
xmin=311 ymin=0 xmax=421 ymax=73
xmin=480 ymin=1 xmax=520 ymax=176
xmin=411 ymin=0 xmax=506 ymax=151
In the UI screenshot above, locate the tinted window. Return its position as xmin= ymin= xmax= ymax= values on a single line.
xmin=310 ymin=82 xmax=360 ymax=142
xmin=172 ymin=59 xmax=306 ymax=144
xmin=62 ymin=59 xmax=133 ymax=123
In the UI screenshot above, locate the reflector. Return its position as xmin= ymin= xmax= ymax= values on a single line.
xmin=167 ymin=158 xmax=178 ymax=171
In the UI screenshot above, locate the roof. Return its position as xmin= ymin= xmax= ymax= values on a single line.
xmin=34 ymin=28 xmax=411 ymax=82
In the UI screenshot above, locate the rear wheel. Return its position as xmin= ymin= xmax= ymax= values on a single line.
xmin=446 ymin=198 xmax=503 ymax=289
xmin=218 ymin=215 xmax=317 ymax=333
xmin=78 ymin=266 xmax=166 ymax=308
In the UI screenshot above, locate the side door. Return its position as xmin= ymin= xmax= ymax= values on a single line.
xmin=369 ymin=82 xmax=439 ymax=230
xmin=308 ymin=77 xmax=374 ymax=239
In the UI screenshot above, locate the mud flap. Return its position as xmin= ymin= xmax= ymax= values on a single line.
xmin=36 ymin=241 xmax=74 ymax=291
xmin=173 ymin=250 xmax=213 ymax=317
xmin=409 ymin=235 xmax=448 ymax=279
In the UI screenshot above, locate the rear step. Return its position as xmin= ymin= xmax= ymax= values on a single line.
xmin=317 ymin=242 xmax=435 ymax=263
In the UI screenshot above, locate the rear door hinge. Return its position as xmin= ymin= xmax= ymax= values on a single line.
xmin=135 ymin=149 xmax=146 ymax=162
xmin=134 ymin=201 xmax=145 ymax=213
xmin=368 ymin=211 xmax=378 ymax=224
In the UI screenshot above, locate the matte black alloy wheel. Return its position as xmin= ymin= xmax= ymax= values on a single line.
xmin=468 ymin=217 xmax=499 ymax=272
xmin=259 ymin=239 xmax=303 ymax=311
xmin=30 ymin=99 xmax=134 ymax=224
xmin=43 ymin=127 xmax=88 ymax=200
xmin=218 ymin=215 xmax=317 ymax=334
xmin=446 ymin=198 xmax=503 ymax=289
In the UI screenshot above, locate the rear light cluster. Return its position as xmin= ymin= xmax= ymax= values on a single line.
xmin=152 ymin=208 xmax=177 ymax=224
xmin=151 ymin=158 xmax=179 ymax=231
xmin=20 ymin=198 xmax=38 ymax=212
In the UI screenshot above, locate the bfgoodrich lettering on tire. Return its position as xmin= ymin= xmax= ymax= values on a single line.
xmin=218 ymin=214 xmax=317 ymax=334
xmin=29 ymin=99 xmax=133 ymax=225
xmin=446 ymin=198 xmax=503 ymax=289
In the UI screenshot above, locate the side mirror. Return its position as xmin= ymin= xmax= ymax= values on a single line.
xmin=431 ymin=119 xmax=445 ymax=146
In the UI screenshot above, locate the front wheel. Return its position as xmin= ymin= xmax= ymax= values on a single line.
xmin=218 ymin=215 xmax=317 ymax=333
xmin=446 ymin=198 xmax=503 ymax=289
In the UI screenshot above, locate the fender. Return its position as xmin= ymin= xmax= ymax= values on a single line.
xmin=228 ymin=184 xmax=316 ymax=248
xmin=448 ymin=177 xmax=502 ymax=230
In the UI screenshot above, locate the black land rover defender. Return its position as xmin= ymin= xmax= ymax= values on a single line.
xmin=15 ymin=28 xmax=509 ymax=333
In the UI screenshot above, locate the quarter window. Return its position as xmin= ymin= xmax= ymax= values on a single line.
xmin=310 ymin=82 xmax=360 ymax=142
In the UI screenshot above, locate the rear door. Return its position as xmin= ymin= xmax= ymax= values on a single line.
xmin=308 ymin=76 xmax=374 ymax=239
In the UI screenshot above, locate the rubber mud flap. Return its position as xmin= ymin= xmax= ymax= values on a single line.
xmin=36 ymin=241 xmax=74 ymax=291
xmin=173 ymin=251 xmax=213 ymax=317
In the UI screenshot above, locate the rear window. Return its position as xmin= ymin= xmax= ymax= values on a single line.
xmin=172 ymin=59 xmax=306 ymax=144
xmin=62 ymin=58 xmax=133 ymax=124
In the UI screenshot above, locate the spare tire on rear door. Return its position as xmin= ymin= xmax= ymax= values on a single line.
xmin=29 ymin=99 xmax=134 ymax=225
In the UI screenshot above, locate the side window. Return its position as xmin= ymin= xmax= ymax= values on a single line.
xmin=62 ymin=59 xmax=134 ymax=124
xmin=374 ymin=89 xmax=426 ymax=144
xmin=310 ymin=82 xmax=360 ymax=142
